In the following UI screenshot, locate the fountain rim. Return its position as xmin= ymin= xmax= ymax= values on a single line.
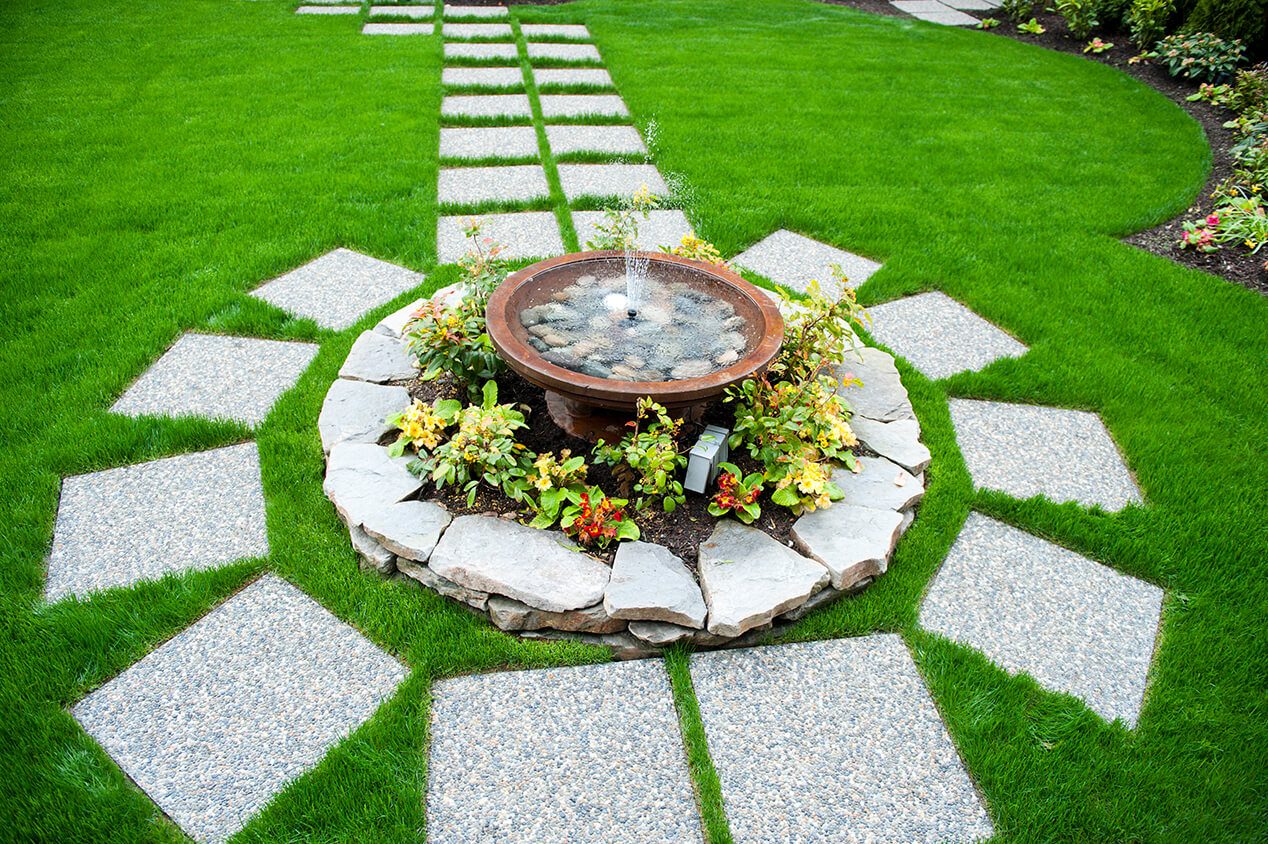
xmin=486 ymin=250 xmax=785 ymax=410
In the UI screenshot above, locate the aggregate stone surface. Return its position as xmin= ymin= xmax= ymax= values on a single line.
xmin=443 ymin=41 xmax=518 ymax=59
xmin=250 ymin=248 xmax=423 ymax=331
xmin=337 ymin=330 xmax=416 ymax=383
xmin=436 ymin=211 xmax=564 ymax=264
xmin=439 ymin=125 xmax=539 ymax=160
xmin=573 ymin=209 xmax=693 ymax=251
xmin=690 ymin=636 xmax=994 ymax=844
xmin=546 ymin=123 xmax=645 ymax=155
xmin=920 ymin=513 xmax=1163 ymax=726
xmin=444 ymin=3 xmax=507 ymax=16
xmin=441 ymin=65 xmax=523 ymax=88
xmin=363 ymin=22 xmax=435 ymax=34
xmin=317 ymin=378 xmax=411 ymax=453
xmin=556 ymin=164 xmax=668 ymax=201
xmin=296 ymin=5 xmax=360 ymax=13
xmin=834 ymin=346 xmax=917 ymax=423
xmin=441 ymin=93 xmax=532 ymax=118
xmin=948 ymin=399 xmax=1143 ymax=511
xmin=939 ymin=0 xmax=995 ymax=8
xmin=520 ymin=24 xmax=591 ymax=39
xmin=891 ymin=1 xmax=980 ymax=25
xmin=526 ymin=42 xmax=602 ymax=62
xmin=300 ymin=0 xmax=363 ymax=4
xmin=111 ymin=333 xmax=318 ymax=426
xmin=46 ymin=443 xmax=268 ymax=602
xmin=427 ymin=660 xmax=702 ymax=843
xmin=538 ymin=94 xmax=630 ymax=118
xmin=368 ymin=5 xmax=434 ymax=17
xmin=437 ymin=164 xmax=550 ymax=205
xmin=533 ymin=67 xmax=614 ymax=88
xmin=731 ymin=229 xmax=880 ymax=296
xmin=866 ymin=291 xmax=1028 ymax=380
xmin=73 ymin=575 xmax=405 ymax=844
xmin=441 ymin=22 xmax=513 ymax=39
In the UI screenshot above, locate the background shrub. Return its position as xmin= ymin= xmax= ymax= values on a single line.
xmin=1183 ymin=0 xmax=1267 ymax=59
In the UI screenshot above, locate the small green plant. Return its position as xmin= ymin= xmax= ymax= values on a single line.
xmin=976 ymin=18 xmax=1000 ymax=30
xmin=1056 ymin=0 xmax=1099 ymax=39
xmin=585 ymin=184 xmax=659 ymax=250
xmin=593 ymin=398 xmax=687 ymax=513
xmin=773 ymin=269 xmax=870 ymax=384
xmin=1018 ymin=18 xmax=1047 ymax=35
xmin=1182 ymin=192 xmax=1268 ymax=254
xmin=387 ymin=397 xmax=460 ymax=458
xmin=404 ymin=299 xmax=503 ymax=403
xmin=1126 ymin=0 xmax=1173 ymax=49
xmin=1085 ymin=37 xmax=1115 ymax=53
xmin=457 ymin=218 xmax=510 ymax=306
xmin=560 ymin=486 xmax=640 ymax=548
xmin=662 ymin=233 xmax=729 ymax=266
xmin=707 ymin=462 xmax=764 ymax=524
xmin=1145 ymin=32 xmax=1246 ymax=83
xmin=999 ymin=0 xmax=1035 ymax=19
xmin=525 ymin=449 xmax=590 ymax=529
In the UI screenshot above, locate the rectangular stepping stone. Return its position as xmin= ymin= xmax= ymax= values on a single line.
xmin=572 ymin=209 xmax=693 ymax=252
xmin=948 ymin=399 xmax=1143 ymax=511
xmin=73 ymin=575 xmax=405 ymax=844
xmin=302 ymin=0 xmax=363 ymax=4
xmin=520 ymin=24 xmax=591 ymax=39
xmin=526 ymin=42 xmax=601 ymax=62
xmin=111 ymin=334 xmax=318 ymax=426
xmin=296 ymin=5 xmax=360 ymax=14
xmin=921 ymin=513 xmax=1163 ymax=726
xmin=427 ymin=660 xmax=702 ymax=843
xmin=437 ymin=164 xmax=550 ymax=205
xmin=443 ymin=3 xmax=507 ymax=16
xmin=538 ymin=94 xmax=629 ymax=119
xmin=866 ymin=291 xmax=1027 ymax=380
xmin=441 ymin=22 xmax=512 ymax=39
xmin=362 ymin=22 xmax=435 ymax=34
xmin=532 ymin=67 xmax=614 ymax=88
xmin=368 ymin=5 xmax=434 ymax=18
xmin=441 ymin=65 xmax=523 ymax=88
xmin=691 ymin=636 xmax=994 ymax=844
xmin=556 ymin=164 xmax=668 ymax=201
xmin=439 ymin=125 xmax=538 ymax=159
xmin=545 ymin=124 xmax=645 ymax=156
xmin=436 ymin=211 xmax=564 ymax=264
xmin=443 ymin=41 xmax=518 ymax=60
xmin=250 ymin=247 xmax=423 ymax=331
xmin=892 ymin=0 xmax=981 ymax=25
xmin=441 ymin=93 xmax=532 ymax=118
xmin=46 ymin=443 xmax=268 ymax=602
xmin=731 ymin=228 xmax=880 ymax=296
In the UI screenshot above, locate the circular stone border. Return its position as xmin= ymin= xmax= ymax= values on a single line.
xmin=318 ymin=284 xmax=930 ymax=658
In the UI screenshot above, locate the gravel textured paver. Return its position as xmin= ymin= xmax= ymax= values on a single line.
xmin=367 ymin=4 xmax=433 ymax=17
xmin=939 ymin=0 xmax=995 ymax=8
xmin=921 ymin=513 xmax=1163 ymax=726
xmin=546 ymin=124 xmax=645 ymax=155
xmin=437 ymin=165 xmax=550 ymax=205
xmin=296 ymin=5 xmax=360 ymax=14
xmin=691 ymin=636 xmax=994 ymax=843
xmin=731 ymin=229 xmax=880 ymax=296
xmin=250 ymin=247 xmax=422 ymax=331
xmin=866 ymin=291 xmax=1028 ymax=380
xmin=538 ymin=94 xmax=629 ymax=119
xmin=948 ymin=399 xmax=1143 ymax=510
xmin=111 ymin=333 xmax=317 ymax=426
xmin=439 ymin=125 xmax=538 ymax=159
xmin=441 ymin=93 xmax=532 ymax=118
xmin=441 ymin=22 xmax=512 ymax=39
xmin=556 ymin=164 xmax=668 ymax=200
xmin=363 ymin=22 xmax=435 ymax=34
xmin=443 ymin=41 xmax=518 ymax=59
xmin=526 ymin=42 xmax=602 ymax=62
xmin=427 ymin=660 xmax=701 ymax=843
xmin=444 ymin=3 xmax=507 ymax=16
xmin=441 ymin=65 xmax=523 ymax=88
xmin=533 ymin=67 xmax=614 ymax=88
xmin=894 ymin=2 xmax=981 ymax=25
xmin=73 ymin=575 xmax=405 ymax=844
xmin=573 ymin=209 xmax=692 ymax=251
xmin=437 ymin=211 xmax=564 ymax=263
xmin=520 ymin=24 xmax=591 ymax=39
xmin=46 ymin=443 xmax=268 ymax=602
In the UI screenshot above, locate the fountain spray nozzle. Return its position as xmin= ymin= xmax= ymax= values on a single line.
xmin=627 ymin=309 xmax=638 ymax=320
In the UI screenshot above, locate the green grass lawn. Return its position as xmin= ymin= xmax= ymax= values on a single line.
xmin=2 ymin=0 xmax=1266 ymax=841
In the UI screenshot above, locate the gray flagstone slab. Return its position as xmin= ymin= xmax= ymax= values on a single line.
xmin=556 ymin=164 xmax=667 ymax=200
xmin=337 ymin=330 xmax=416 ymax=383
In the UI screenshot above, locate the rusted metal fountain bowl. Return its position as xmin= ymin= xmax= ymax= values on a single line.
xmin=486 ymin=250 xmax=784 ymax=442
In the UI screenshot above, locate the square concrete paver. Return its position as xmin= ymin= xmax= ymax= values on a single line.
xmin=731 ymin=229 xmax=880 ymax=296
xmin=533 ymin=67 xmax=614 ymax=88
xmin=441 ymin=93 xmax=532 ymax=118
xmin=948 ymin=399 xmax=1143 ymax=511
xmin=866 ymin=291 xmax=1028 ymax=380
xmin=520 ymin=24 xmax=591 ymax=39
xmin=444 ymin=3 xmax=507 ymax=17
xmin=443 ymin=41 xmax=518 ymax=59
xmin=296 ymin=5 xmax=360 ymax=14
xmin=920 ymin=513 xmax=1163 ymax=726
xmin=46 ymin=443 xmax=268 ymax=602
xmin=362 ymin=22 xmax=435 ymax=34
xmin=442 ymin=66 xmax=523 ymax=88
xmin=368 ymin=5 xmax=434 ymax=18
xmin=527 ymin=42 xmax=602 ymax=62
xmin=546 ymin=124 xmax=645 ymax=156
xmin=73 ymin=575 xmax=406 ymax=843
xmin=427 ymin=660 xmax=702 ymax=843
xmin=691 ymin=636 xmax=994 ymax=843
xmin=437 ymin=211 xmax=564 ymax=264
xmin=111 ymin=333 xmax=318 ymax=426
xmin=440 ymin=125 xmax=539 ymax=159
xmin=556 ymin=164 xmax=668 ymax=201
xmin=438 ymin=165 xmax=550 ymax=205
xmin=891 ymin=1 xmax=980 ymax=25
xmin=441 ymin=22 xmax=512 ymax=39
xmin=251 ymin=248 xmax=423 ymax=331
xmin=538 ymin=94 xmax=629 ymax=119
xmin=573 ymin=209 xmax=692 ymax=251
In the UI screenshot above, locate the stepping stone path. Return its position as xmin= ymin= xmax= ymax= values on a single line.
xmin=867 ymin=290 xmax=1028 ymax=380
xmin=539 ymin=93 xmax=629 ymax=118
xmin=368 ymin=5 xmax=434 ymax=18
xmin=949 ymin=398 xmax=1142 ymax=510
xmin=111 ymin=333 xmax=318 ymax=426
xmin=47 ymin=443 xmax=268 ymax=602
xmin=74 ymin=575 xmax=405 ymax=844
xmin=427 ymin=660 xmax=702 ymax=842
xmin=534 ymin=67 xmax=613 ymax=87
xmin=439 ymin=125 xmax=538 ymax=159
xmin=732 ymin=228 xmax=881 ymax=297
xmin=441 ymin=65 xmax=523 ymax=87
xmin=437 ymin=211 xmax=564 ymax=263
xmin=363 ymin=22 xmax=435 ymax=35
xmin=920 ymin=513 xmax=1162 ymax=726
xmin=441 ymin=92 xmax=532 ymax=118
xmin=691 ymin=636 xmax=994 ymax=843
xmin=890 ymin=0 xmax=983 ymax=26
xmin=437 ymin=163 xmax=550 ymax=205
xmin=546 ymin=124 xmax=646 ymax=155
xmin=527 ymin=42 xmax=602 ymax=62
xmin=557 ymin=163 xmax=668 ymax=199
xmin=296 ymin=5 xmax=360 ymax=14
xmin=441 ymin=22 xmax=513 ymax=39
xmin=250 ymin=247 xmax=423 ymax=331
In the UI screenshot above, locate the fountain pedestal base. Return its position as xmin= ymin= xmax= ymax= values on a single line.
xmin=546 ymin=392 xmax=704 ymax=444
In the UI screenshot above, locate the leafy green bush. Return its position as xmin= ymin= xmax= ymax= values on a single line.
xmin=1127 ymin=0 xmax=1175 ymax=49
xmin=525 ymin=449 xmax=589 ymax=529
xmin=999 ymin=0 xmax=1035 ymax=20
xmin=1093 ymin=0 xmax=1133 ymax=29
xmin=1147 ymin=32 xmax=1247 ymax=82
xmin=1183 ymin=0 xmax=1267 ymax=57
xmin=592 ymin=398 xmax=687 ymax=513
xmin=1056 ymin=0 xmax=1100 ymax=39
xmin=707 ymin=462 xmax=764 ymax=524
xmin=560 ymin=487 xmax=639 ymax=548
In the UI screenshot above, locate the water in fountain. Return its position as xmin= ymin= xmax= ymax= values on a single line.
xmin=623 ymin=246 xmax=650 ymax=318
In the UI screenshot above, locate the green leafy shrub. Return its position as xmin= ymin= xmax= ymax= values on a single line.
xmin=1147 ymin=32 xmax=1247 ymax=82
xmin=999 ymin=0 xmax=1035 ymax=19
xmin=707 ymin=463 xmax=764 ymax=524
xmin=1056 ymin=0 xmax=1100 ymax=39
xmin=593 ymin=398 xmax=687 ymax=513
xmin=525 ymin=449 xmax=589 ymax=529
xmin=1127 ymin=0 xmax=1174 ymax=49
xmin=976 ymin=18 xmax=1000 ymax=30
xmin=1018 ymin=18 xmax=1047 ymax=35
xmin=404 ymin=299 xmax=503 ymax=403
xmin=1183 ymin=0 xmax=1267 ymax=57
xmin=387 ymin=398 xmax=459 ymax=458
xmin=1093 ymin=0 xmax=1132 ymax=29
xmin=560 ymin=487 xmax=639 ymax=548
xmin=772 ymin=269 xmax=869 ymax=384
xmin=584 ymin=185 xmax=658 ymax=250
